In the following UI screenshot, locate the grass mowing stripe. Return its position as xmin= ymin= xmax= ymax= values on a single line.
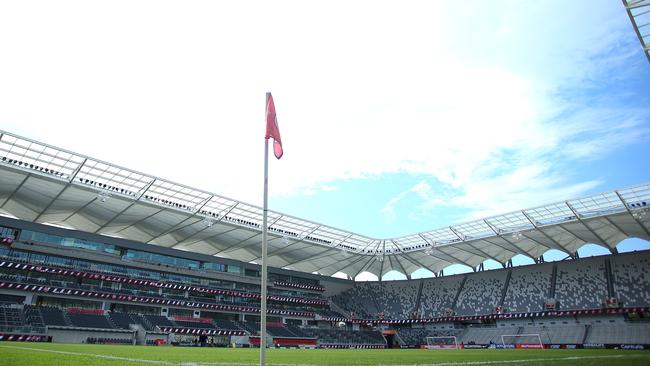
xmin=2 ymin=344 xmax=648 ymax=366
xmin=380 ymin=354 xmax=640 ymax=366
xmin=0 ymin=345 xmax=176 ymax=365
xmin=0 ymin=344 xmax=317 ymax=366
xmin=189 ymin=363 xmax=317 ymax=366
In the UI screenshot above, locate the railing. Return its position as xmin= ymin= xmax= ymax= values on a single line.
xmin=0 ymin=325 xmax=46 ymax=334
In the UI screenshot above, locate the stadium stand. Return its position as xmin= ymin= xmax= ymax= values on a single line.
xmin=611 ymin=251 xmax=650 ymax=307
xmin=502 ymin=263 xmax=553 ymax=313
xmin=331 ymin=285 xmax=380 ymax=319
xmin=67 ymin=312 xmax=114 ymax=329
xmin=455 ymin=270 xmax=507 ymax=316
xmin=0 ymin=306 xmax=24 ymax=326
xmin=108 ymin=312 xmax=142 ymax=330
xmin=265 ymin=325 xmax=297 ymax=338
xmin=39 ymin=307 xmax=71 ymax=327
xmin=0 ymin=204 xmax=649 ymax=347
xmin=300 ymin=328 xmax=386 ymax=347
xmin=332 ymin=280 xmax=419 ymax=319
xmin=555 ymin=257 xmax=608 ymax=310
xmin=213 ymin=319 xmax=247 ymax=331
xmin=419 ymin=275 xmax=465 ymax=318
xmin=128 ymin=313 xmax=155 ymax=331
xmin=375 ymin=281 xmax=420 ymax=319
xmin=519 ymin=325 xmax=586 ymax=345
xmin=397 ymin=327 xmax=461 ymax=346
xmin=285 ymin=325 xmax=310 ymax=338
xmin=585 ymin=323 xmax=650 ymax=345
xmin=144 ymin=315 xmax=175 ymax=329
xmin=459 ymin=326 xmax=517 ymax=345
xmin=174 ymin=320 xmax=215 ymax=330
xmin=6 ymin=131 xmax=650 ymax=351
xmin=24 ymin=305 xmax=45 ymax=328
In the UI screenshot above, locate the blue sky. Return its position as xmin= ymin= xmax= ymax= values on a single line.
xmin=1 ymin=1 xmax=649 ymax=281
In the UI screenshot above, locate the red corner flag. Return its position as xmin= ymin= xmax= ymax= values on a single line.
xmin=265 ymin=93 xmax=283 ymax=159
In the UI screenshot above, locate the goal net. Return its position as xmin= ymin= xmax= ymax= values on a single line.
xmin=426 ymin=336 xmax=459 ymax=349
xmin=501 ymin=334 xmax=544 ymax=349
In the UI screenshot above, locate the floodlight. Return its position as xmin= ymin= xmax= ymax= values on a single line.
xmin=202 ymin=217 xmax=214 ymax=228
xmin=97 ymin=190 xmax=110 ymax=203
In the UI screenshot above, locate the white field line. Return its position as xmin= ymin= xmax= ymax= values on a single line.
xmin=0 ymin=344 xmax=314 ymax=366
xmin=0 ymin=345 xmax=643 ymax=366
xmin=380 ymin=354 xmax=641 ymax=366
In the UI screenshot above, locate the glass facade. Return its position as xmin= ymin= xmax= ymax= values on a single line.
xmin=203 ymin=262 xmax=226 ymax=273
xmin=5 ymin=226 xmax=315 ymax=284
xmin=20 ymin=230 xmax=120 ymax=256
xmin=124 ymin=249 xmax=200 ymax=270
xmin=0 ymin=247 xmax=238 ymax=288
xmin=0 ymin=225 xmax=18 ymax=239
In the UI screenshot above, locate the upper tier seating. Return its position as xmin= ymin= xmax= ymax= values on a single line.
xmin=328 ymin=253 xmax=650 ymax=320
xmin=266 ymin=325 xmax=296 ymax=338
xmin=128 ymin=313 xmax=155 ymax=331
xmin=237 ymin=321 xmax=260 ymax=335
xmin=502 ymin=263 xmax=553 ymax=313
xmin=108 ymin=312 xmax=145 ymax=330
xmin=286 ymin=325 xmax=310 ymax=338
xmin=332 ymin=280 xmax=419 ymax=319
xmin=174 ymin=320 xmax=215 ymax=329
xmin=611 ymin=251 xmax=650 ymax=307
xmin=555 ymin=257 xmax=608 ymax=310
xmin=455 ymin=271 xmax=507 ymax=316
xmin=39 ymin=307 xmax=70 ymax=327
xmin=144 ymin=314 xmax=174 ymax=328
xmin=213 ymin=319 xmax=246 ymax=331
xmin=332 ymin=286 xmax=379 ymax=319
xmin=67 ymin=313 xmax=114 ymax=329
xmin=419 ymin=276 xmax=464 ymax=318
xmin=316 ymin=309 xmax=347 ymax=318
xmin=375 ymin=281 xmax=419 ymax=319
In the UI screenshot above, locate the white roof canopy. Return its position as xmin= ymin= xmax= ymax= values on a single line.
xmin=623 ymin=0 xmax=650 ymax=63
xmin=1 ymin=130 xmax=649 ymax=278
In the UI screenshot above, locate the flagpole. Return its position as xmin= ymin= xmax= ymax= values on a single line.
xmin=260 ymin=93 xmax=271 ymax=366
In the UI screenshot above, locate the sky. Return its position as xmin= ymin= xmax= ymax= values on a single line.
xmin=1 ymin=1 xmax=649 ymax=281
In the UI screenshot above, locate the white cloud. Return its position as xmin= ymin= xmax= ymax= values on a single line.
xmin=0 ymin=0 xmax=646 ymax=221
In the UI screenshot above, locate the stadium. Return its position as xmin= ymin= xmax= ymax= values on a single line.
xmin=2 ymin=1 xmax=650 ymax=366
xmin=1 ymin=134 xmax=650 ymax=365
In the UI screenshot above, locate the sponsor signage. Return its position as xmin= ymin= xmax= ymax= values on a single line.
xmin=462 ymin=344 xmax=488 ymax=349
xmin=620 ymin=344 xmax=645 ymax=350
xmin=516 ymin=344 xmax=544 ymax=349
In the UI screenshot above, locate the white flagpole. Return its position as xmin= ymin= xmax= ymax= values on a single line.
xmin=260 ymin=92 xmax=271 ymax=366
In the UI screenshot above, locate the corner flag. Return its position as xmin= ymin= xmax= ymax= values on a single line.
xmin=265 ymin=93 xmax=283 ymax=159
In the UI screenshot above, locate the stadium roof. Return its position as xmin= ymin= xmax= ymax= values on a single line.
xmin=623 ymin=0 xmax=650 ymax=63
xmin=1 ymin=130 xmax=649 ymax=279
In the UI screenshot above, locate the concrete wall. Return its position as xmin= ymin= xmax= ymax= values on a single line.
xmin=47 ymin=328 xmax=134 ymax=343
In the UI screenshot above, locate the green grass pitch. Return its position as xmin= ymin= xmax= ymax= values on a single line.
xmin=1 ymin=342 xmax=649 ymax=366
